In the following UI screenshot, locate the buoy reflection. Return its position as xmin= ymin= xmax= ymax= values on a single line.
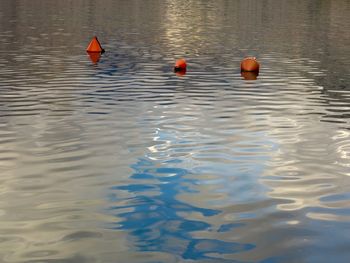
xmin=241 ymin=71 xmax=259 ymax=80
xmin=174 ymin=68 xmax=186 ymax=77
xmin=87 ymin=52 xmax=101 ymax=64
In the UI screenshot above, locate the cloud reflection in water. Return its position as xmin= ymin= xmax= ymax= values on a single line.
xmin=109 ymin=157 xmax=254 ymax=261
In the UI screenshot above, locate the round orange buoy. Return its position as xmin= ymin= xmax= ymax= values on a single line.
xmin=86 ymin=36 xmax=105 ymax=53
xmin=241 ymin=57 xmax=259 ymax=72
xmin=174 ymin=59 xmax=187 ymax=72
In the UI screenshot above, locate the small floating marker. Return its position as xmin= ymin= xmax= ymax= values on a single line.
xmin=86 ymin=36 xmax=105 ymax=53
xmin=174 ymin=59 xmax=187 ymax=72
xmin=241 ymin=71 xmax=258 ymax=80
xmin=241 ymin=57 xmax=259 ymax=72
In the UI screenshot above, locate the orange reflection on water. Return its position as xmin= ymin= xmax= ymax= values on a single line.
xmin=241 ymin=71 xmax=258 ymax=80
xmin=87 ymin=52 xmax=101 ymax=64
xmin=175 ymin=68 xmax=186 ymax=77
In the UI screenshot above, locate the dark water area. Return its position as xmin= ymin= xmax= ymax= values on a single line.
xmin=0 ymin=0 xmax=349 ymax=262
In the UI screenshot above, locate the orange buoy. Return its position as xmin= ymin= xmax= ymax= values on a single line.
xmin=241 ymin=57 xmax=259 ymax=72
xmin=86 ymin=36 xmax=105 ymax=53
xmin=174 ymin=59 xmax=187 ymax=72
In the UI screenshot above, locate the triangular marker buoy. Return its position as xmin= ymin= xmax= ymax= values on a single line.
xmin=86 ymin=36 xmax=105 ymax=53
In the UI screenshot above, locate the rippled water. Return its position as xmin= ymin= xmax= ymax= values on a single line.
xmin=0 ymin=0 xmax=350 ymax=262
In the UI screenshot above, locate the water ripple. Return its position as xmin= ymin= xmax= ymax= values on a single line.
xmin=0 ymin=0 xmax=349 ymax=262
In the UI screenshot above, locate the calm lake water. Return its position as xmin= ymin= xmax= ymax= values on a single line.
xmin=0 ymin=0 xmax=350 ymax=262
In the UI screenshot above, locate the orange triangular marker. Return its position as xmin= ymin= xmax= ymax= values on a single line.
xmin=86 ymin=36 xmax=104 ymax=53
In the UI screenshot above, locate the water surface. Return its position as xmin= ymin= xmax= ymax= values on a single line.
xmin=0 ymin=1 xmax=349 ymax=262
